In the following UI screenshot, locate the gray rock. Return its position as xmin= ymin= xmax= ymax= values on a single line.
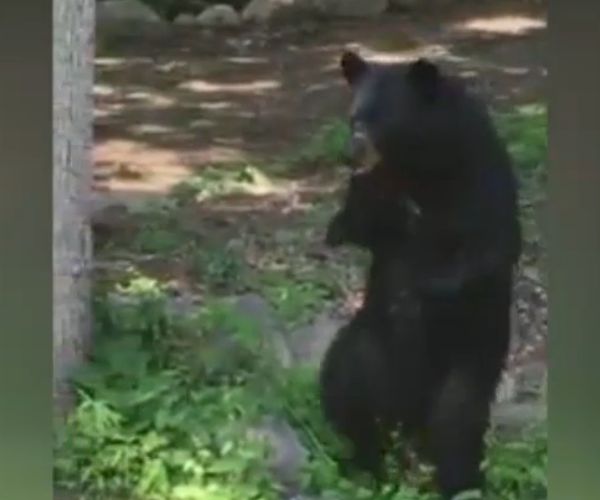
xmin=197 ymin=4 xmax=242 ymax=27
xmin=90 ymin=196 xmax=129 ymax=225
xmin=495 ymin=373 xmax=518 ymax=404
xmin=287 ymin=312 xmax=344 ymax=366
xmin=97 ymin=0 xmax=170 ymax=41
xmin=233 ymin=293 xmax=293 ymax=368
xmin=242 ymin=0 xmax=289 ymax=22
xmin=389 ymin=0 xmax=419 ymax=9
xmin=242 ymin=0 xmax=324 ymax=23
xmin=249 ymin=415 xmax=308 ymax=494
xmin=515 ymin=362 xmax=547 ymax=402
xmin=165 ymin=290 xmax=202 ymax=317
xmin=97 ymin=0 xmax=163 ymax=24
xmin=491 ymin=400 xmax=546 ymax=438
xmin=173 ymin=13 xmax=199 ymax=25
xmin=324 ymin=0 xmax=388 ymax=18
xmin=106 ymin=286 xmax=201 ymax=319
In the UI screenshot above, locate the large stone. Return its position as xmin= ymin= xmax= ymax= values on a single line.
xmin=388 ymin=0 xmax=419 ymax=10
xmin=97 ymin=0 xmax=163 ymax=24
xmin=242 ymin=0 xmax=294 ymax=23
xmin=287 ymin=312 xmax=344 ymax=366
xmin=197 ymin=4 xmax=242 ymax=27
xmin=233 ymin=293 xmax=293 ymax=368
xmin=491 ymin=400 xmax=546 ymax=438
xmin=242 ymin=0 xmax=387 ymax=22
xmin=325 ymin=0 xmax=388 ymax=18
xmin=97 ymin=0 xmax=169 ymax=42
xmin=242 ymin=0 xmax=325 ymax=23
xmin=495 ymin=372 xmax=517 ymax=404
xmin=248 ymin=416 xmax=308 ymax=495
xmin=173 ymin=13 xmax=199 ymax=25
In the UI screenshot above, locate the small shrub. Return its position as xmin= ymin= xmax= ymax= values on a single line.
xmin=291 ymin=118 xmax=351 ymax=168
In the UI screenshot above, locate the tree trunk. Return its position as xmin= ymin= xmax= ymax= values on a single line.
xmin=53 ymin=0 xmax=95 ymax=417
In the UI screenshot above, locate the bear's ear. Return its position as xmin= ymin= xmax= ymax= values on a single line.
xmin=407 ymin=58 xmax=440 ymax=100
xmin=341 ymin=51 xmax=369 ymax=85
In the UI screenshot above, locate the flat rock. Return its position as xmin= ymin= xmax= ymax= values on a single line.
xmin=197 ymin=4 xmax=242 ymax=27
xmin=97 ymin=0 xmax=163 ymax=24
xmin=173 ymin=13 xmax=199 ymax=25
xmin=242 ymin=0 xmax=324 ymax=23
xmin=324 ymin=0 xmax=388 ymax=18
xmin=97 ymin=0 xmax=170 ymax=40
xmin=287 ymin=312 xmax=344 ymax=366
xmin=248 ymin=415 xmax=308 ymax=495
xmin=491 ymin=400 xmax=546 ymax=438
xmin=233 ymin=293 xmax=293 ymax=368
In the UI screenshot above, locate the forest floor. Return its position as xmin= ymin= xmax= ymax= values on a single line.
xmin=93 ymin=0 xmax=547 ymax=407
xmin=70 ymin=2 xmax=548 ymax=497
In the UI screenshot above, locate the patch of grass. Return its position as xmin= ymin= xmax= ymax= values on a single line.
xmin=495 ymin=104 xmax=547 ymax=176
xmin=55 ymin=277 xmax=280 ymax=500
xmin=263 ymin=277 xmax=331 ymax=328
xmin=170 ymin=165 xmax=277 ymax=206
xmin=494 ymin=104 xmax=548 ymax=257
xmin=133 ymin=225 xmax=185 ymax=255
xmin=129 ymin=200 xmax=186 ymax=255
xmin=291 ymin=118 xmax=351 ymax=168
xmin=485 ymin=425 xmax=548 ymax=500
xmin=188 ymin=242 xmax=251 ymax=294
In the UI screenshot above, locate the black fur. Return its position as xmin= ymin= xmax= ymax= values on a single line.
xmin=321 ymin=169 xmax=425 ymax=479
xmin=321 ymin=53 xmax=521 ymax=498
xmin=320 ymin=97 xmax=520 ymax=498
xmin=340 ymin=51 xmax=521 ymax=296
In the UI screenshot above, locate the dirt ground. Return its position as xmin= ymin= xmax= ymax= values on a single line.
xmin=93 ymin=1 xmax=546 ymax=206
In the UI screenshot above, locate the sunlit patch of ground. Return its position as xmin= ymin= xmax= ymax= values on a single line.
xmin=452 ymin=15 xmax=546 ymax=36
xmin=177 ymin=78 xmax=281 ymax=95
xmin=94 ymin=140 xmax=249 ymax=204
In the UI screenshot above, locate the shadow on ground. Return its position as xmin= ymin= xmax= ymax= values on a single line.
xmin=93 ymin=0 xmax=546 ymax=205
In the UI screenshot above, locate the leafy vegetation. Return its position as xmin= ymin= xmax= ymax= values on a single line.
xmin=56 ymin=275 xmax=547 ymax=500
xmin=495 ymin=104 xmax=548 ymax=256
xmin=496 ymin=104 xmax=547 ymax=177
xmin=290 ymin=118 xmax=352 ymax=168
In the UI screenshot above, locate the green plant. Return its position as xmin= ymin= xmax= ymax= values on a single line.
xmin=133 ymin=224 xmax=184 ymax=254
xmin=264 ymin=278 xmax=331 ymax=328
xmin=292 ymin=118 xmax=351 ymax=168
xmin=189 ymin=243 xmax=249 ymax=294
xmin=128 ymin=200 xmax=185 ymax=255
xmin=494 ymin=104 xmax=548 ymax=252
xmin=56 ymin=275 xmax=547 ymax=499
xmin=484 ymin=425 xmax=548 ymax=500
xmin=170 ymin=165 xmax=275 ymax=206
xmin=495 ymin=104 xmax=547 ymax=176
xmin=56 ymin=278 xmax=283 ymax=499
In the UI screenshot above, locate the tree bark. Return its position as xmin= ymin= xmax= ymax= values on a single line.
xmin=53 ymin=0 xmax=95 ymax=417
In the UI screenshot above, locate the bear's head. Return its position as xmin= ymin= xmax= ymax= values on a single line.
xmin=326 ymin=166 xmax=420 ymax=249
xmin=339 ymin=50 xmax=486 ymax=184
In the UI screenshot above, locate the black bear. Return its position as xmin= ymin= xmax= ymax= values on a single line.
xmin=319 ymin=52 xmax=522 ymax=499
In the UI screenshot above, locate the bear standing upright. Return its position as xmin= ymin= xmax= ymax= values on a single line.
xmin=319 ymin=52 xmax=522 ymax=499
